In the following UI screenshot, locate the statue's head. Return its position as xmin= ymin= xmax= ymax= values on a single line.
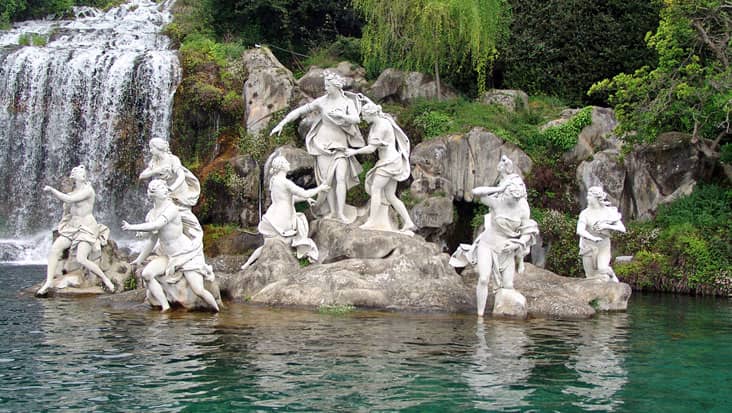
xmin=323 ymin=70 xmax=345 ymax=90
xmin=147 ymin=179 xmax=170 ymax=199
xmin=149 ymin=138 xmax=170 ymax=154
xmin=270 ymin=155 xmax=291 ymax=174
xmin=361 ymin=102 xmax=382 ymax=121
xmin=498 ymin=155 xmax=515 ymax=174
xmin=69 ymin=165 xmax=88 ymax=182
xmin=587 ymin=186 xmax=610 ymax=207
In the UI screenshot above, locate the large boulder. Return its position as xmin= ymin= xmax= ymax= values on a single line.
xmin=242 ymin=47 xmax=298 ymax=135
xmin=368 ymin=68 xmax=457 ymax=103
xmin=410 ymin=127 xmax=532 ymax=202
xmin=217 ymin=219 xmax=474 ymax=312
xmin=480 ymin=89 xmax=529 ymax=112
xmin=561 ymin=107 xmax=622 ymax=163
xmin=577 ymin=132 xmax=701 ymax=220
xmin=297 ymin=62 xmax=368 ymax=98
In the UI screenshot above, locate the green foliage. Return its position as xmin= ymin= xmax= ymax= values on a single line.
xmin=721 ymin=143 xmax=732 ymax=164
xmin=237 ymin=123 xmax=297 ymax=162
xmin=615 ymin=250 xmax=673 ymax=289
xmin=346 ymin=158 xmax=375 ymax=206
xmin=123 ymin=274 xmax=137 ymax=291
xmin=589 ymin=0 xmax=731 ymax=155
xmin=413 ymin=110 xmax=452 ymax=139
xmin=354 ymin=0 xmax=511 ymax=94
xmin=317 ymin=303 xmax=356 ymax=314
xmin=525 ymin=159 xmax=580 ymax=214
xmin=17 ymin=32 xmax=48 ymax=46
xmin=537 ymin=107 xmax=593 ymax=151
xmin=398 ymin=189 xmax=419 ymax=209
xmin=2 ymin=0 xmax=126 ymax=24
xmin=470 ymin=205 xmax=489 ymax=231
xmin=532 ymin=208 xmax=582 ymax=278
xmin=501 ymin=0 xmax=660 ymax=105
xmin=300 ymin=36 xmax=363 ymax=72
xmin=202 ymin=223 xmax=238 ymax=254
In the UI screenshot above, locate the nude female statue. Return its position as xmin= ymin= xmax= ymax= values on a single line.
xmin=576 ymin=186 xmax=626 ymax=282
xmin=240 ymin=156 xmax=330 ymax=270
xmin=270 ymin=71 xmax=365 ymax=223
xmin=38 ymin=165 xmax=115 ymax=296
xmin=122 ymin=180 xmax=219 ymax=312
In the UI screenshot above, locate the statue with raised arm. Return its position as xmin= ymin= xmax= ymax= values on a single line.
xmin=450 ymin=156 xmax=539 ymax=317
xmin=139 ymin=138 xmax=203 ymax=243
xmin=270 ymin=71 xmax=365 ymax=223
xmin=344 ymin=103 xmax=416 ymax=234
xmin=240 ymin=156 xmax=330 ymax=270
xmin=577 ymin=186 xmax=626 ymax=282
xmin=122 ymin=180 xmax=220 ymax=312
xmin=37 ymin=165 xmax=116 ymax=296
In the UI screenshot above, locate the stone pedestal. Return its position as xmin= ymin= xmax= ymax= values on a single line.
xmin=492 ymin=288 xmax=528 ymax=319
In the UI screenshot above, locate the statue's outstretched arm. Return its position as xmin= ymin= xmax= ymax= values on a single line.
xmin=44 ymin=185 xmax=92 ymax=203
xmin=271 ymin=103 xmax=313 ymax=136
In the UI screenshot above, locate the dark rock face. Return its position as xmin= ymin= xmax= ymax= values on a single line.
xmin=368 ymin=68 xmax=457 ymax=103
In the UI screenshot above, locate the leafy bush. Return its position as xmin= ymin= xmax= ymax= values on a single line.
xmin=537 ymin=107 xmax=593 ymax=151
xmin=413 ymin=110 xmax=452 ymax=139
xmin=533 ymin=208 xmax=582 ymax=278
xmin=615 ymin=250 xmax=673 ymax=288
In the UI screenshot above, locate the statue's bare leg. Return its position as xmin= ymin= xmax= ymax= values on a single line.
xmin=37 ymin=236 xmax=72 ymax=296
xmin=501 ymin=261 xmax=515 ymax=290
xmin=76 ymin=242 xmax=115 ymax=292
xmin=142 ymin=257 xmax=170 ymax=311
xmin=184 ymin=271 xmax=220 ymax=312
xmin=476 ymin=243 xmax=492 ymax=317
xmin=240 ymin=246 xmax=263 ymax=271
xmin=361 ymin=175 xmax=385 ymax=229
xmin=333 ymin=159 xmax=349 ymax=222
xmin=384 ymin=179 xmax=416 ymax=232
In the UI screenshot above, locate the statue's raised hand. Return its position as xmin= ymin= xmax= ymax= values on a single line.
xmin=121 ymin=220 xmax=133 ymax=231
xmin=270 ymin=123 xmax=284 ymax=136
xmin=43 ymin=185 xmax=52 ymax=192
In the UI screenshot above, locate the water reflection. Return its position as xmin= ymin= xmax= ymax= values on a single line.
xmin=563 ymin=314 xmax=629 ymax=411
xmin=466 ymin=320 xmax=535 ymax=410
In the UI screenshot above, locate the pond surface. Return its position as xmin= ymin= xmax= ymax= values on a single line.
xmin=1 ymin=265 xmax=731 ymax=412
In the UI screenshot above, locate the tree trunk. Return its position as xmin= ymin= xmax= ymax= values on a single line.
xmin=434 ymin=61 xmax=441 ymax=101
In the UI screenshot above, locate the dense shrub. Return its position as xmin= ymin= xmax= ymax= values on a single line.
xmin=532 ymin=208 xmax=582 ymax=278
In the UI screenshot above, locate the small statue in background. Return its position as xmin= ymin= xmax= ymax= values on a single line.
xmin=240 ymin=156 xmax=330 ymax=270
xmin=345 ymin=102 xmax=416 ymax=234
xmin=122 ymin=179 xmax=220 ymax=312
xmin=270 ymin=71 xmax=365 ymax=223
xmin=576 ymin=186 xmax=626 ymax=282
xmin=450 ymin=156 xmax=539 ymax=317
xmin=38 ymin=165 xmax=115 ymax=296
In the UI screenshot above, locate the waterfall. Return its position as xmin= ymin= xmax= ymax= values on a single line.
xmin=0 ymin=0 xmax=181 ymax=263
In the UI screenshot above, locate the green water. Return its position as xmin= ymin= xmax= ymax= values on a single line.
xmin=1 ymin=265 xmax=731 ymax=412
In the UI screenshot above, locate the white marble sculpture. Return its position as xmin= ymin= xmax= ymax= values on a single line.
xmin=37 ymin=165 xmax=116 ymax=296
xmin=122 ymin=179 xmax=220 ymax=312
xmin=139 ymin=138 xmax=203 ymax=243
xmin=344 ymin=102 xmax=416 ymax=234
xmin=450 ymin=156 xmax=539 ymax=317
xmin=270 ymin=70 xmax=365 ymax=223
xmin=240 ymin=156 xmax=330 ymax=270
xmin=576 ymin=186 xmax=626 ymax=282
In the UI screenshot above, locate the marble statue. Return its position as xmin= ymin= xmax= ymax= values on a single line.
xmin=38 ymin=165 xmax=116 ymax=296
xmin=139 ymin=138 xmax=203 ymax=243
xmin=270 ymin=70 xmax=365 ymax=223
xmin=122 ymin=179 xmax=220 ymax=312
xmin=240 ymin=156 xmax=330 ymax=270
xmin=344 ymin=103 xmax=416 ymax=234
xmin=450 ymin=156 xmax=539 ymax=317
xmin=576 ymin=186 xmax=626 ymax=282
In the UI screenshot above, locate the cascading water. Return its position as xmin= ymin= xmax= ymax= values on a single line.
xmin=0 ymin=0 xmax=181 ymax=263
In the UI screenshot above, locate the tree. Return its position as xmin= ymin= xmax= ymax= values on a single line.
xmin=590 ymin=0 xmax=731 ymax=180
xmin=353 ymin=0 xmax=511 ymax=96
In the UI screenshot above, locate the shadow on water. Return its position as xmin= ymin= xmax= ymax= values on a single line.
xmin=2 ymin=265 xmax=732 ymax=412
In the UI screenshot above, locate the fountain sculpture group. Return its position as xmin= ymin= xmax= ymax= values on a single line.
xmin=37 ymin=71 xmax=627 ymax=317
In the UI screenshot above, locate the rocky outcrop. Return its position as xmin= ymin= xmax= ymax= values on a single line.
xmin=562 ymin=107 xmax=622 ymax=163
xmin=368 ymin=68 xmax=457 ymax=103
xmin=242 ymin=47 xmax=298 ymax=135
xmin=217 ymin=219 xmax=474 ymax=312
xmin=480 ymin=89 xmax=529 ymax=112
xmin=577 ymin=132 xmax=701 ymax=220
xmin=460 ymin=264 xmax=632 ymax=319
xmin=298 ymin=62 xmax=368 ymax=98
xmin=410 ymin=127 xmax=533 ymax=203
xmin=33 ymin=237 xmax=134 ymax=296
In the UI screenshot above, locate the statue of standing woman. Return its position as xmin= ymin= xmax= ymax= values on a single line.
xmin=270 ymin=71 xmax=365 ymax=223
xmin=576 ymin=186 xmax=626 ymax=282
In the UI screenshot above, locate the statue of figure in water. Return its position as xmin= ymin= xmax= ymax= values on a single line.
xmin=450 ymin=156 xmax=539 ymax=317
xmin=139 ymin=138 xmax=203 ymax=243
xmin=38 ymin=165 xmax=115 ymax=296
xmin=344 ymin=103 xmax=416 ymax=234
xmin=577 ymin=186 xmax=626 ymax=282
xmin=241 ymin=156 xmax=330 ymax=270
xmin=270 ymin=71 xmax=365 ymax=223
xmin=122 ymin=180 xmax=219 ymax=312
